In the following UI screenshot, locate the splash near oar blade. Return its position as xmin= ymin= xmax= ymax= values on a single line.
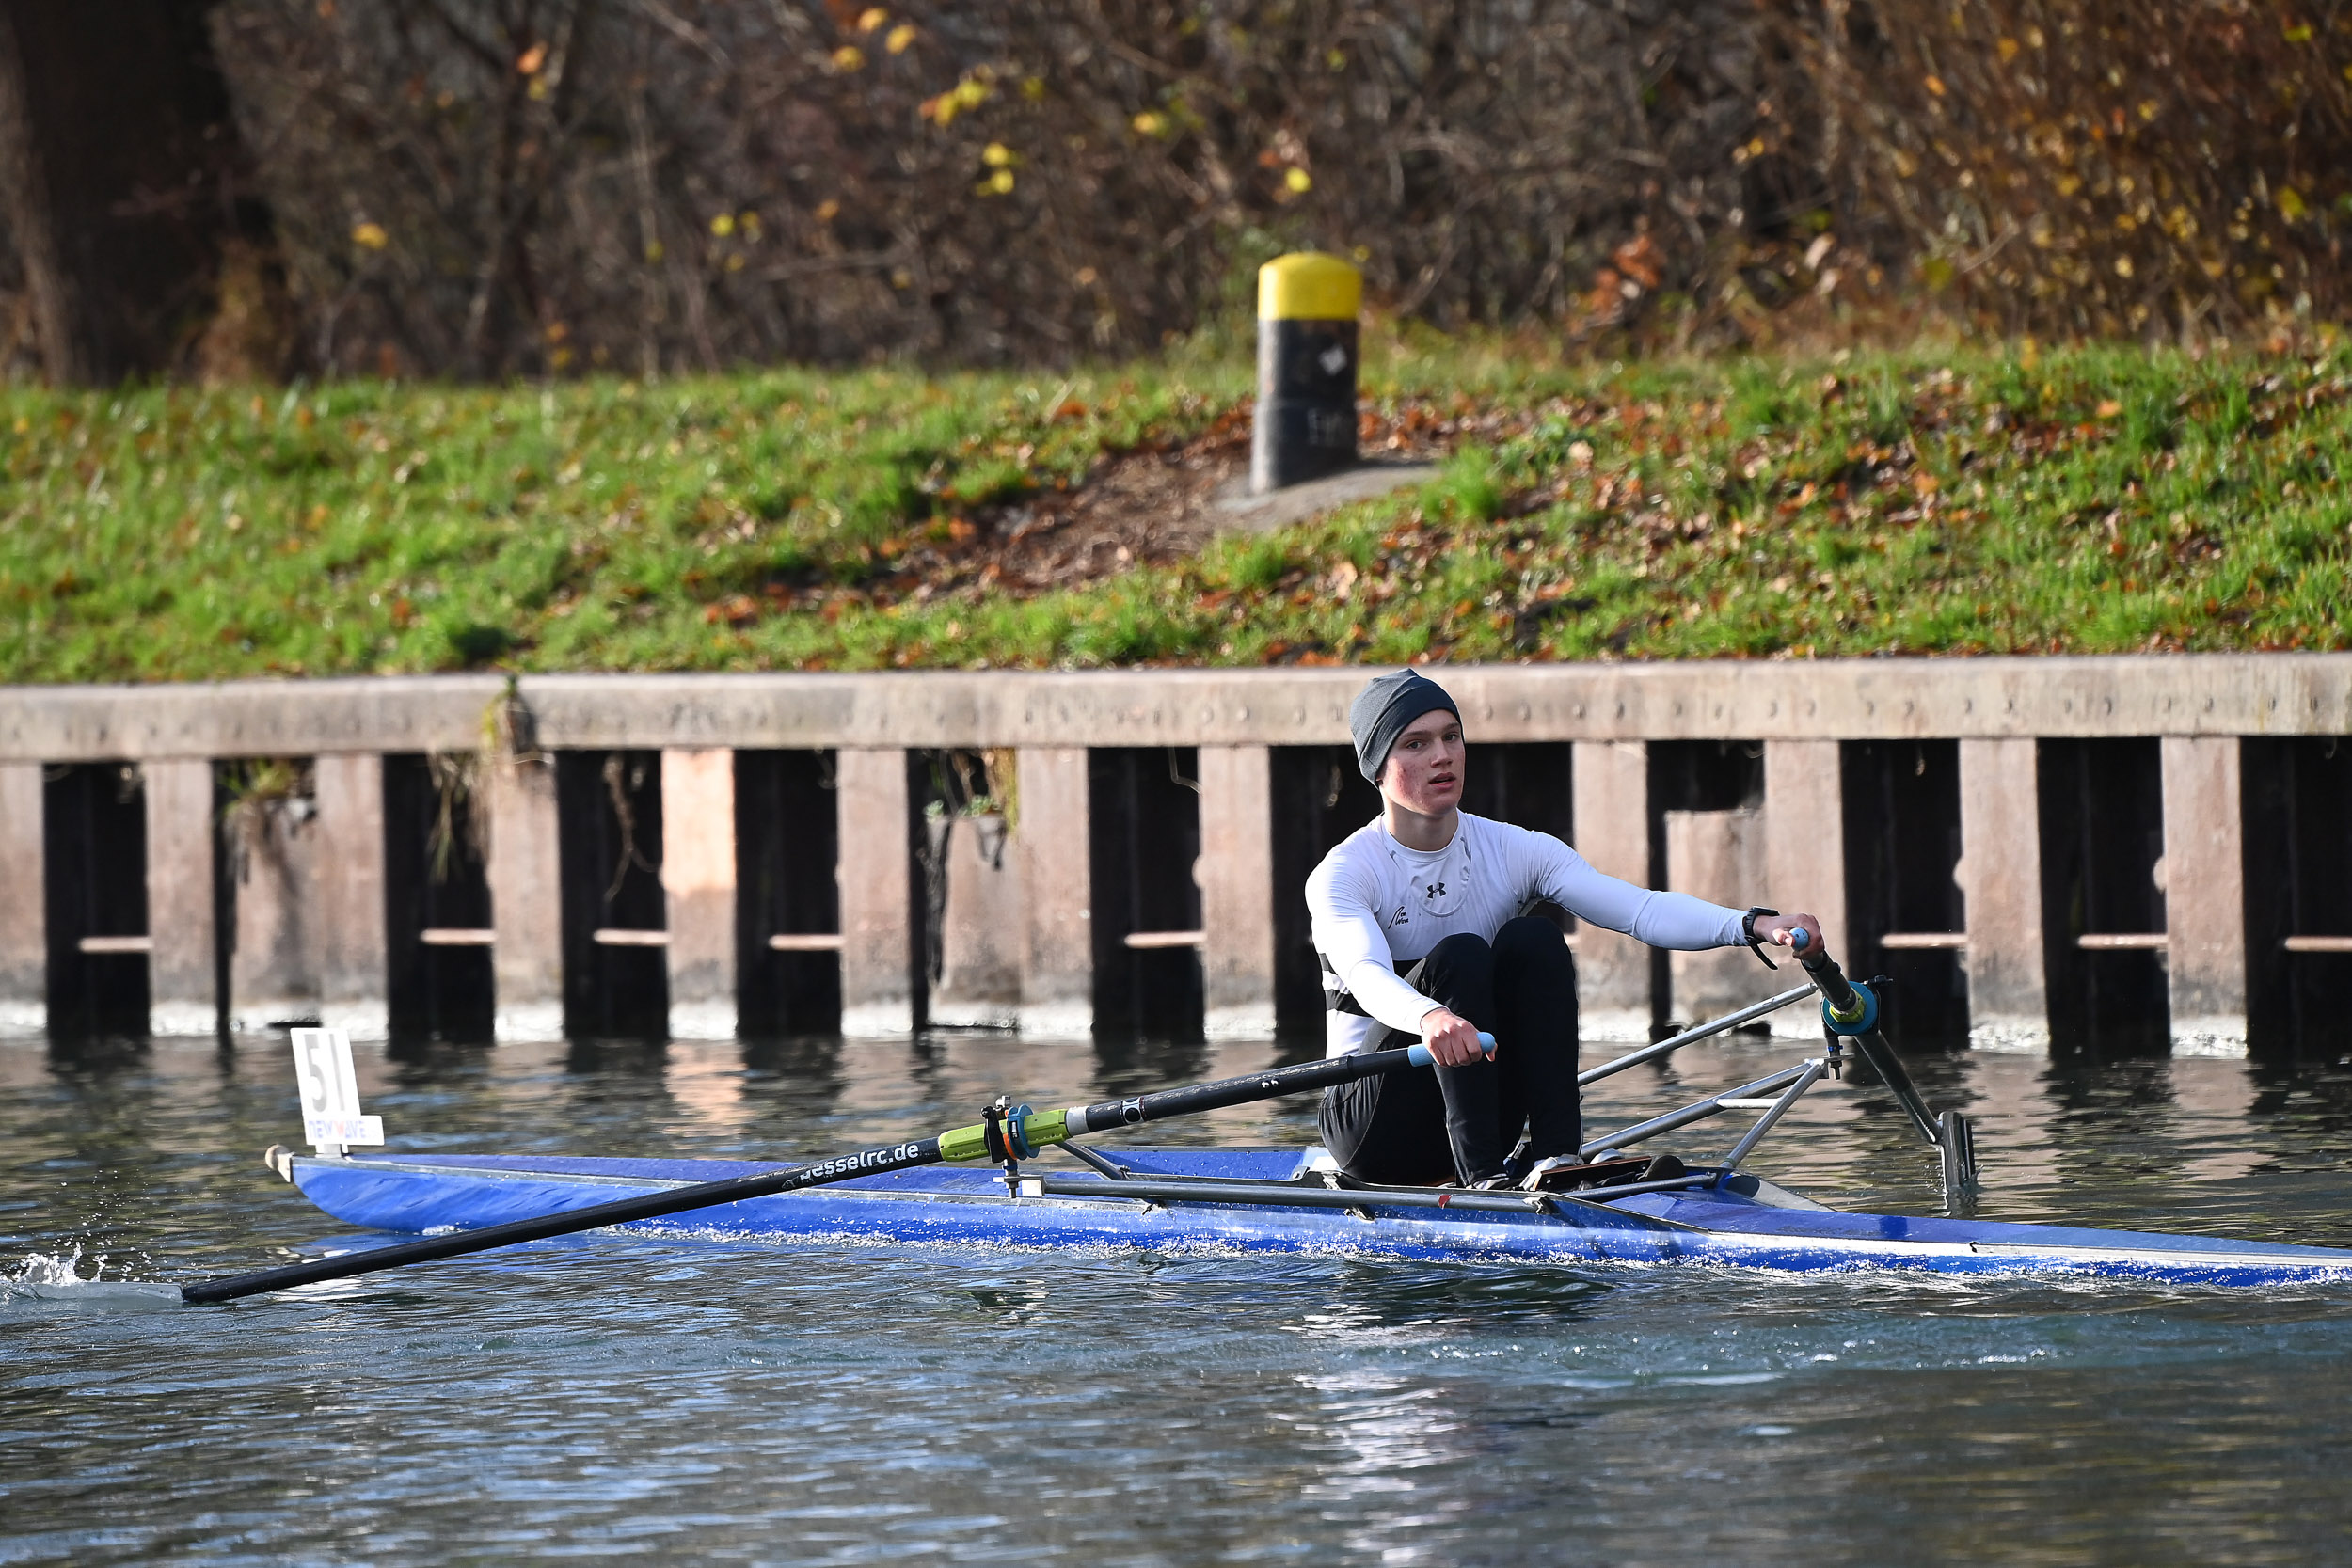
xmin=181 ymin=1036 xmax=1486 ymax=1305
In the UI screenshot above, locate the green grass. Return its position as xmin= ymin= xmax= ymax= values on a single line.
xmin=3 ymin=336 xmax=2347 ymax=684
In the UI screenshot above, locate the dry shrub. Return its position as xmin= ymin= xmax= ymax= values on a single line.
xmin=209 ymin=0 xmax=1770 ymax=377
xmin=16 ymin=0 xmax=2335 ymax=384
xmin=1780 ymin=0 xmax=2352 ymax=339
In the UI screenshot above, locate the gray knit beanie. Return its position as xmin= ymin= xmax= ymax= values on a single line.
xmin=1349 ymin=669 xmax=1461 ymax=784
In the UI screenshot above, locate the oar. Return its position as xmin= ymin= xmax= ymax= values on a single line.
xmin=181 ymin=1033 xmax=1494 ymax=1305
xmin=1789 ymin=929 xmax=1941 ymax=1146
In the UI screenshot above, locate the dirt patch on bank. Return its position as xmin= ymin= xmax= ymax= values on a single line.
xmin=853 ymin=398 xmax=1527 ymax=610
xmin=949 ymin=407 xmax=1257 ymax=594
xmin=705 ymin=395 xmax=1543 ymax=631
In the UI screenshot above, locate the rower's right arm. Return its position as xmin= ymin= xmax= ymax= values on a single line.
xmin=1306 ymin=854 xmax=1453 ymax=1042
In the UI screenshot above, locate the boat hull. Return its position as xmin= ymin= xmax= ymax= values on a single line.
xmin=288 ymin=1149 xmax=2352 ymax=1288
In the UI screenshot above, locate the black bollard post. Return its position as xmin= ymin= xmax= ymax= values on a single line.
xmin=1249 ymin=252 xmax=1361 ymax=494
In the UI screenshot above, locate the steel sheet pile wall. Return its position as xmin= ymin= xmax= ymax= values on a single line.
xmin=4 ymin=657 xmax=2350 ymax=1058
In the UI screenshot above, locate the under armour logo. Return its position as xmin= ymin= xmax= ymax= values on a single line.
xmin=1426 ymin=881 xmax=1447 ymax=898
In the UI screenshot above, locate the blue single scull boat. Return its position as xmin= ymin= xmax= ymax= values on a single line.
xmin=273 ymin=1143 xmax=2352 ymax=1288
xmin=201 ymin=943 xmax=2352 ymax=1300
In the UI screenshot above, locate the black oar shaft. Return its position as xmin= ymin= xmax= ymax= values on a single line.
xmin=1072 ymin=1044 xmax=1419 ymax=1133
xmin=182 ymin=1134 xmax=950 ymax=1304
xmin=1801 ymin=946 xmax=1940 ymax=1146
xmin=1850 ymin=1033 xmax=1940 ymax=1145
xmin=183 ymin=1043 xmax=1434 ymax=1305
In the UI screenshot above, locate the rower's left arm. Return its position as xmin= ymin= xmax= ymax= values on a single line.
xmin=1526 ymin=829 xmax=1746 ymax=949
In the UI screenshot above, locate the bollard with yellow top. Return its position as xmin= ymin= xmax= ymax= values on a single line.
xmin=1251 ymin=252 xmax=1361 ymax=494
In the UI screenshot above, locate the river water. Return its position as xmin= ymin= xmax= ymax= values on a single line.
xmin=6 ymin=1028 xmax=2352 ymax=1565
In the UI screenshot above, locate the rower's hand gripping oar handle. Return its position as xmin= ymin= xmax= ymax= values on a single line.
xmin=1406 ymin=1032 xmax=1498 ymax=1068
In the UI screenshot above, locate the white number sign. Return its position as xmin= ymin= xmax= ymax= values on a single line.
xmin=289 ymin=1027 xmax=384 ymax=1151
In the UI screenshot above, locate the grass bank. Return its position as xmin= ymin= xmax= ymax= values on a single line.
xmin=3 ymin=334 xmax=2347 ymax=684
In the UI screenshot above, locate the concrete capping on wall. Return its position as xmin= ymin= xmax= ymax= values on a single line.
xmin=2 ymin=675 xmax=505 ymax=763
xmin=7 ymin=654 xmax=2352 ymax=762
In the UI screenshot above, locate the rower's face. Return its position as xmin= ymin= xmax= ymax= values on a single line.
xmin=1381 ymin=710 xmax=1465 ymax=815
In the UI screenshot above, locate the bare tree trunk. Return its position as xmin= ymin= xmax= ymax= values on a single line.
xmin=0 ymin=9 xmax=77 ymax=381
xmin=457 ymin=1 xmax=535 ymax=377
xmin=458 ymin=0 xmax=599 ymax=377
xmin=0 ymin=0 xmax=271 ymax=384
xmin=626 ymin=37 xmax=665 ymax=382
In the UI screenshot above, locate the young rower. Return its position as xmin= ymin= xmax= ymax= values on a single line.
xmin=1309 ymin=669 xmax=1822 ymax=1189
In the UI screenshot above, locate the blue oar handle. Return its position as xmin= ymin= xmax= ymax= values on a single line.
xmin=1407 ymin=1032 xmax=1497 ymax=1067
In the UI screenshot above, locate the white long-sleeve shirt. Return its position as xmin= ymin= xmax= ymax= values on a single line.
xmin=1307 ymin=812 xmax=1748 ymax=1057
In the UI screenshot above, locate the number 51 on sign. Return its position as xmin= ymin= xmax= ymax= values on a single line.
xmin=289 ymin=1027 xmax=384 ymax=1152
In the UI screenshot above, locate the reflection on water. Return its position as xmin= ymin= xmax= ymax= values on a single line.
xmin=6 ymin=1028 xmax=2352 ymax=1565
